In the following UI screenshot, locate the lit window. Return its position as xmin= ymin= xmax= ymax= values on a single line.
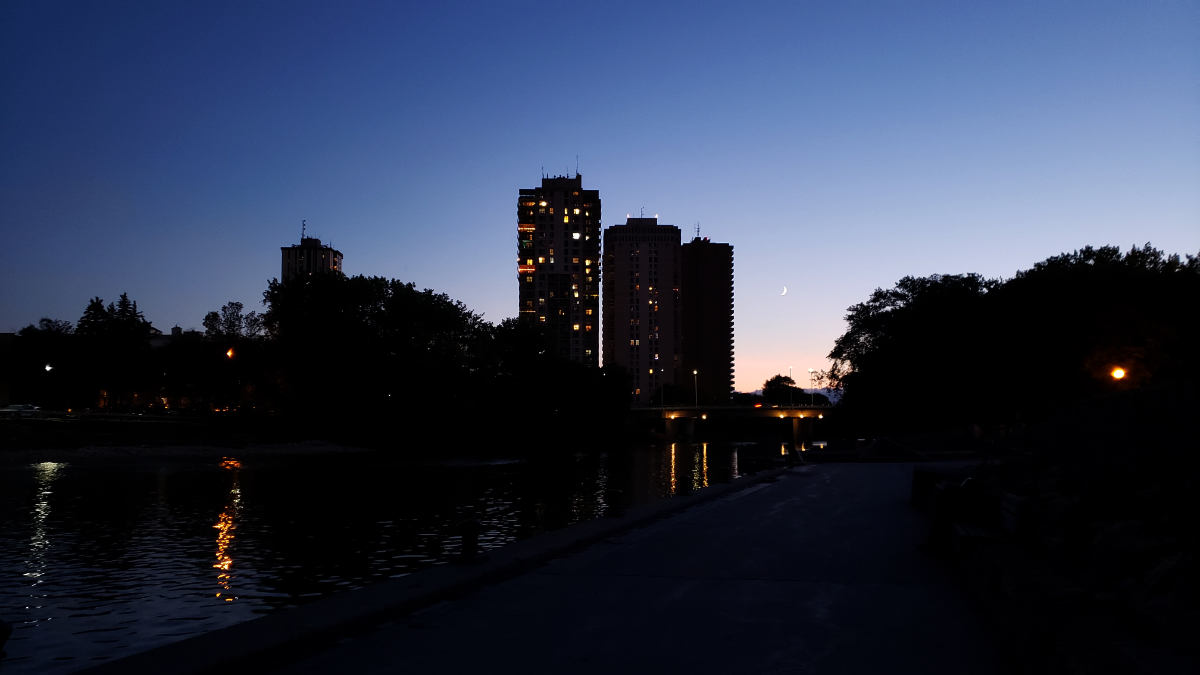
xmin=550 ymin=257 xmax=555 ymax=263
xmin=573 ymin=258 xmax=579 ymax=264
xmin=573 ymin=208 xmax=580 ymax=215
xmin=563 ymin=216 xmax=569 ymax=223
xmin=572 ymin=232 xmax=580 ymax=240
xmin=539 ymin=201 xmax=547 ymax=207
xmin=538 ymin=298 xmax=545 ymax=305
xmin=573 ymin=324 xmax=580 ymax=331
xmin=526 ymin=276 xmax=533 ymax=282
xmin=584 ymin=259 xmax=591 ymax=265
xmin=585 ymin=309 xmax=593 ymax=315
xmin=630 ymin=340 xmax=635 ymax=345
xmin=585 ymin=325 xmax=593 ymax=331
xmin=573 ymin=292 xmax=579 ymax=297
xmin=526 ymin=259 xmax=533 ymax=265
xmin=538 ymin=257 xmax=545 ymax=263
xmin=539 ymin=316 xmax=546 ymax=322
xmin=649 ymin=368 xmax=653 ymax=374
xmin=549 ymin=249 xmax=554 ymax=255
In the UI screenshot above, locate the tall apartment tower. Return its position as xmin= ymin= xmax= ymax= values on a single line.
xmin=516 ymin=174 xmax=601 ymax=365
xmin=602 ymin=217 xmax=682 ymax=404
xmin=681 ymin=236 xmax=735 ymax=404
xmin=281 ymin=237 xmax=342 ymax=282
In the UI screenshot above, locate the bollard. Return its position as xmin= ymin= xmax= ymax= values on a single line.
xmin=455 ymin=519 xmax=484 ymax=564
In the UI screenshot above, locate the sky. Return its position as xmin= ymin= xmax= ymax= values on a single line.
xmin=2 ymin=0 xmax=1197 ymax=391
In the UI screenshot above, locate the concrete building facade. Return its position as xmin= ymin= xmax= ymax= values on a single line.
xmin=516 ymin=174 xmax=601 ymax=365
xmin=680 ymin=237 xmax=735 ymax=404
xmin=281 ymin=237 xmax=342 ymax=282
xmin=602 ymin=217 xmax=682 ymax=404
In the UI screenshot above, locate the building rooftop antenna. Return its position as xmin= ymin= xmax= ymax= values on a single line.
xmin=302 ymin=219 xmax=306 ymax=239
xmin=695 ymin=222 xmax=701 ymax=239
xmin=640 ymin=207 xmax=644 ymax=218
xmin=575 ymin=155 xmax=579 ymax=177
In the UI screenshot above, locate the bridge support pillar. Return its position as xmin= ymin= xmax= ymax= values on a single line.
xmin=793 ymin=417 xmax=814 ymax=450
xmin=666 ymin=417 xmax=695 ymax=441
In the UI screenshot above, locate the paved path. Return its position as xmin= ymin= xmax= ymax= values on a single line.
xmin=276 ymin=463 xmax=1007 ymax=674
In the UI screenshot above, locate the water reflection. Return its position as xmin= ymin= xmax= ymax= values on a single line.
xmin=25 ymin=462 xmax=64 ymax=600
xmin=669 ymin=444 xmax=677 ymax=495
xmin=214 ymin=458 xmax=241 ymax=602
xmin=0 ymin=444 xmax=748 ymax=674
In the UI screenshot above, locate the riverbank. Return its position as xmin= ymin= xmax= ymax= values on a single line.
xmin=0 ymin=439 xmax=375 ymax=465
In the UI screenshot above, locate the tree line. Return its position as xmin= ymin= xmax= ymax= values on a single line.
xmin=825 ymin=244 xmax=1200 ymax=433
xmin=10 ymin=273 xmax=631 ymax=443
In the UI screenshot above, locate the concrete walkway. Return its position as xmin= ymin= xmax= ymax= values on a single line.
xmin=275 ymin=463 xmax=1008 ymax=674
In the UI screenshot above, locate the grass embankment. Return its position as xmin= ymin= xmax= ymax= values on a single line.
xmin=954 ymin=381 xmax=1199 ymax=674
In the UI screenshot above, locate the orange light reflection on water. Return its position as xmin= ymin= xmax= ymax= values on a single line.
xmin=670 ymin=444 xmax=676 ymax=496
xmin=213 ymin=457 xmax=241 ymax=602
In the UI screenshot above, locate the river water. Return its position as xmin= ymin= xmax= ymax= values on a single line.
xmin=0 ymin=443 xmax=743 ymax=673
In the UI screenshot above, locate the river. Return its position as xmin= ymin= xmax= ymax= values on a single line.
xmin=0 ymin=443 xmax=744 ymax=673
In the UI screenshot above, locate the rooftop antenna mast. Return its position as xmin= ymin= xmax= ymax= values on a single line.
xmin=640 ymin=207 xmax=644 ymax=218
xmin=695 ymin=222 xmax=701 ymax=239
xmin=302 ymin=219 xmax=306 ymax=239
xmin=575 ymin=155 xmax=579 ymax=176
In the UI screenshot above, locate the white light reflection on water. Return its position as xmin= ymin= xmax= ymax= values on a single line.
xmin=24 ymin=462 xmax=64 ymax=607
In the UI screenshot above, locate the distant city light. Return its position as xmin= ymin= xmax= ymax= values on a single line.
xmin=226 ymin=348 xmax=234 ymax=358
xmin=44 ymin=364 xmax=52 ymax=372
xmin=1111 ymin=367 xmax=1126 ymax=379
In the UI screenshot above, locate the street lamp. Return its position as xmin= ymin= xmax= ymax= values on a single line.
xmin=693 ymin=369 xmax=698 ymax=407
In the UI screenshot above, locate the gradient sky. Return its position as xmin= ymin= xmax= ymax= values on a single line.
xmin=2 ymin=1 xmax=1197 ymax=391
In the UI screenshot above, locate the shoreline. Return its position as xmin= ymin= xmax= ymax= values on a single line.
xmin=0 ymin=440 xmax=378 ymax=466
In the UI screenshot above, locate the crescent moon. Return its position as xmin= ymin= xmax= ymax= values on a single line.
xmin=781 ymin=286 xmax=788 ymax=296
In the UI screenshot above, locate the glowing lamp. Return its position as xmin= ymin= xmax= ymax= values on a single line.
xmin=1111 ymin=368 xmax=1126 ymax=380
xmin=226 ymin=348 xmax=234 ymax=358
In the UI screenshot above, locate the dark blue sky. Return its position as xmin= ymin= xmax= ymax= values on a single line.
xmin=3 ymin=1 xmax=1197 ymax=389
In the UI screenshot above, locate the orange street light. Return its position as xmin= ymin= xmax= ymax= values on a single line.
xmin=226 ymin=348 xmax=234 ymax=359
xmin=1111 ymin=367 xmax=1125 ymax=380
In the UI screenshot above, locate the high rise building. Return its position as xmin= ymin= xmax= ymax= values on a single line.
xmin=281 ymin=237 xmax=342 ymax=282
xmin=602 ymin=217 xmax=682 ymax=404
xmin=681 ymin=236 xmax=735 ymax=404
xmin=516 ymin=174 xmax=601 ymax=365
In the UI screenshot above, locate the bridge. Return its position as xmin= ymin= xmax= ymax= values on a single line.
xmin=630 ymin=405 xmax=833 ymax=448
